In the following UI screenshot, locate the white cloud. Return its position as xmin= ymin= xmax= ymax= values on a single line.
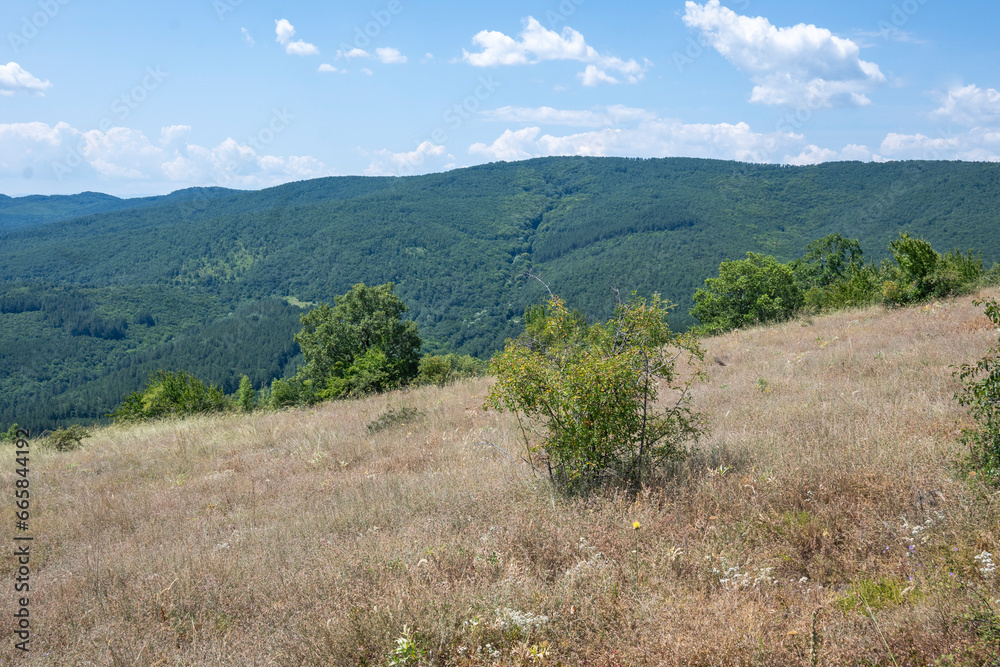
xmin=785 ymin=143 xmax=876 ymax=165
xmin=274 ymin=19 xmax=295 ymax=45
xmin=337 ymin=47 xmax=370 ymax=60
xmin=361 ymin=67 xmax=374 ymax=76
xmin=364 ymin=141 xmax=451 ymax=176
xmin=579 ymin=65 xmax=620 ymax=86
xmin=241 ymin=28 xmax=255 ymax=47
xmin=0 ymin=62 xmax=52 ymax=96
xmin=484 ymin=105 xmax=657 ymax=128
xmin=469 ymin=114 xmax=807 ymax=164
xmin=375 ymin=47 xmax=407 ymax=65
xmin=274 ymin=18 xmax=319 ymax=56
xmin=318 ymin=64 xmax=343 ymax=73
xmin=682 ymin=0 xmax=886 ymax=107
xmin=878 ymin=129 xmax=1000 ymax=162
xmin=0 ymin=121 xmax=332 ymax=190
xmin=462 ymin=17 xmax=647 ymax=86
xmin=932 ymin=84 xmax=1000 ymax=127
xmin=422 ymin=53 xmax=435 ymax=64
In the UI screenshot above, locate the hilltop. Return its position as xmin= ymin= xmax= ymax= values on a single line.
xmin=5 ymin=288 xmax=1000 ymax=665
xmin=3 ymin=156 xmax=1000 ymax=430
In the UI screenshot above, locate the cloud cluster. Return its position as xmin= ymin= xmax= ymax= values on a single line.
xmin=682 ymin=0 xmax=886 ymax=107
xmin=462 ymin=17 xmax=647 ymax=86
xmin=0 ymin=121 xmax=331 ymax=191
xmin=363 ymin=141 xmax=453 ymax=176
xmin=469 ymin=108 xmax=807 ymax=163
xmin=0 ymin=62 xmax=51 ymax=96
xmin=334 ymin=46 xmax=408 ymax=65
xmin=932 ymin=84 xmax=1000 ymax=127
xmin=275 ymin=19 xmax=319 ymax=56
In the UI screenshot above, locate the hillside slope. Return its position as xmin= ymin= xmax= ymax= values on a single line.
xmin=4 ymin=289 xmax=999 ymax=665
xmin=2 ymin=157 xmax=1000 ymax=430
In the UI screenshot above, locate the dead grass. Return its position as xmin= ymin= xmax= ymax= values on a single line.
xmin=3 ymin=289 xmax=1000 ymax=665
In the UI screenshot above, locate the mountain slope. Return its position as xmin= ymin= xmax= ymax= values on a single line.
xmin=2 ymin=156 xmax=1000 ymax=430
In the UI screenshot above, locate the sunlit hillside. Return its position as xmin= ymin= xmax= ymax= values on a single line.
xmin=3 ymin=288 xmax=1000 ymax=665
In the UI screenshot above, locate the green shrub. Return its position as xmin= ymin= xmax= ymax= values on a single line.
xmin=955 ymin=298 xmax=1000 ymax=479
xmin=415 ymin=353 xmax=487 ymax=386
xmin=1 ymin=423 xmax=24 ymax=443
xmin=488 ymin=293 xmax=706 ymax=494
xmin=691 ymin=252 xmax=803 ymax=334
xmin=110 ymin=370 xmax=231 ymax=423
xmin=268 ymin=377 xmax=318 ymax=408
xmin=236 ymin=375 xmax=255 ymax=413
xmin=834 ymin=577 xmax=906 ymax=614
xmin=46 ymin=425 xmax=91 ymax=452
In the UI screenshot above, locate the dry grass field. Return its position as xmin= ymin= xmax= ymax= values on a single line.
xmin=3 ymin=288 xmax=1000 ymax=666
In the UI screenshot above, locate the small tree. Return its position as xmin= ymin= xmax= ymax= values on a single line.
xmin=791 ymin=233 xmax=864 ymax=291
xmin=294 ymin=283 xmax=422 ymax=399
xmin=487 ymin=293 xmax=706 ymax=493
xmin=955 ymin=298 xmax=1000 ymax=479
xmin=237 ymin=375 xmax=255 ymax=413
xmin=110 ymin=370 xmax=230 ymax=423
xmin=691 ymin=252 xmax=803 ymax=333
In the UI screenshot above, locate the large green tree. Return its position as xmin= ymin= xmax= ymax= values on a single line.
xmin=691 ymin=252 xmax=803 ymax=333
xmin=294 ymin=282 xmax=421 ymax=399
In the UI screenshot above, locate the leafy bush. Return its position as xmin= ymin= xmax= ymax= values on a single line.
xmin=415 ymin=353 xmax=487 ymax=386
xmin=691 ymin=252 xmax=803 ymax=334
xmin=955 ymin=298 xmax=1000 ymax=479
xmin=487 ymin=293 xmax=706 ymax=494
xmin=110 ymin=370 xmax=231 ymax=423
xmin=884 ymin=233 xmax=982 ymax=305
xmin=46 ymin=425 xmax=91 ymax=452
xmin=1 ymin=423 xmax=24 ymax=443
xmin=236 ymin=375 xmax=255 ymax=413
xmin=268 ymin=377 xmax=317 ymax=408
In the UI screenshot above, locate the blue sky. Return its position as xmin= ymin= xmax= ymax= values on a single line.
xmin=1 ymin=0 xmax=999 ymax=196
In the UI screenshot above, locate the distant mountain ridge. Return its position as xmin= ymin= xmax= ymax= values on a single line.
xmin=1 ymin=156 xmax=999 ymax=430
xmin=0 ymin=187 xmax=240 ymax=230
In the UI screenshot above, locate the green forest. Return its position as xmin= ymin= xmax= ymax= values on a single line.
xmin=2 ymin=156 xmax=1000 ymax=432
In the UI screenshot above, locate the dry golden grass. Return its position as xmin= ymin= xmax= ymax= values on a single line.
xmin=3 ymin=289 xmax=1000 ymax=665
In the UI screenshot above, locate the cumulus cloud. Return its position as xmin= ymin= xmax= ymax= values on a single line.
xmin=363 ymin=141 xmax=451 ymax=176
xmin=462 ymin=17 xmax=648 ymax=86
xmin=337 ymin=47 xmax=370 ymax=60
xmin=682 ymin=0 xmax=886 ymax=107
xmin=0 ymin=62 xmax=52 ymax=96
xmin=0 ymin=121 xmax=332 ymax=191
xmin=274 ymin=19 xmax=319 ymax=56
xmin=318 ymin=64 xmax=343 ymax=73
xmin=375 ymin=47 xmax=407 ymax=64
xmin=785 ymin=143 xmax=876 ymax=165
xmin=469 ymin=114 xmax=808 ymax=164
xmin=878 ymin=130 xmax=1000 ymax=162
xmin=932 ymin=84 xmax=1000 ymax=127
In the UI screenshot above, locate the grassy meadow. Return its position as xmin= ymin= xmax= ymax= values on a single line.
xmin=3 ymin=288 xmax=1000 ymax=665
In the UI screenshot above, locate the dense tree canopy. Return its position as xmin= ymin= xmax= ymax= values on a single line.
xmin=294 ymin=282 xmax=421 ymax=398
xmin=691 ymin=253 xmax=804 ymax=333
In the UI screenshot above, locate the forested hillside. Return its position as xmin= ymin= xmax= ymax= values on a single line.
xmin=2 ymin=157 xmax=999 ymax=430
